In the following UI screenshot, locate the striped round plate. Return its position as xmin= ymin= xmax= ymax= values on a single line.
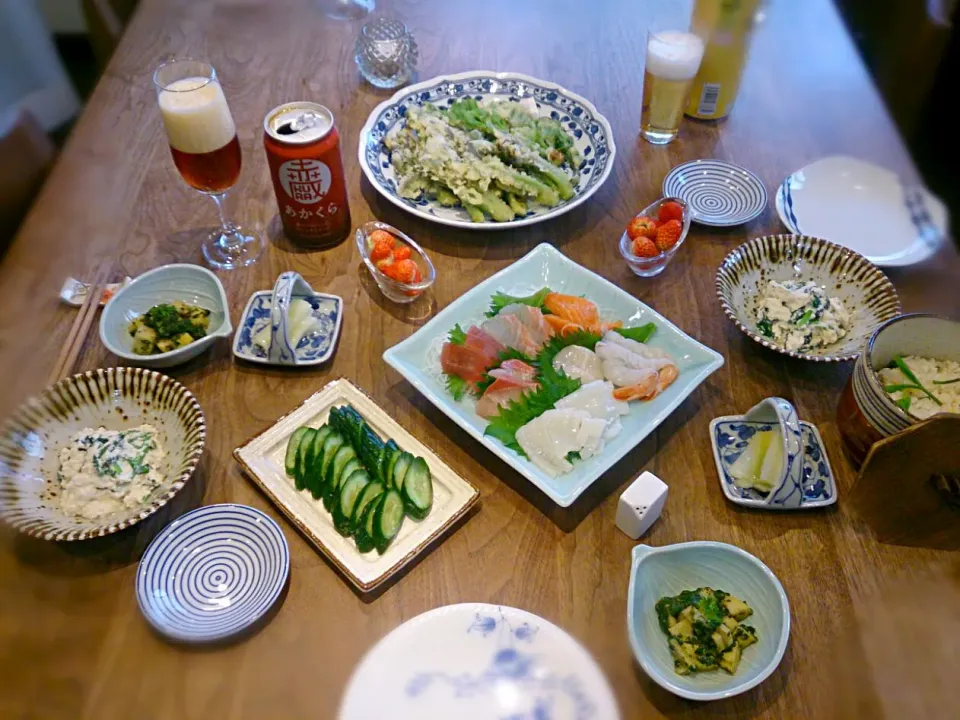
xmin=716 ymin=234 xmax=901 ymax=362
xmin=136 ymin=504 xmax=290 ymax=643
xmin=663 ymin=160 xmax=767 ymax=226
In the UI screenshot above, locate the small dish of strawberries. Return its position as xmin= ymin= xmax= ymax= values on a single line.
xmin=619 ymin=197 xmax=691 ymax=277
xmin=355 ymin=221 xmax=436 ymax=303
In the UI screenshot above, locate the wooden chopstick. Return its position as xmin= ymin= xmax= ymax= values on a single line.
xmin=48 ymin=281 xmax=105 ymax=384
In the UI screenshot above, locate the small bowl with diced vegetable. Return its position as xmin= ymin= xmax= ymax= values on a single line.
xmin=356 ymin=221 xmax=436 ymax=303
xmin=100 ymin=264 xmax=232 ymax=369
xmin=627 ymin=542 xmax=791 ymax=701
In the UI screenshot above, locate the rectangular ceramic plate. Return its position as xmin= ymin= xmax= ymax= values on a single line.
xmin=234 ymin=378 xmax=480 ymax=592
xmin=383 ymin=243 xmax=725 ymax=507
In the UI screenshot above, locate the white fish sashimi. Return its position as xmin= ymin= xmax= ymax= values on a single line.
xmin=515 ymin=409 xmax=608 ymax=477
xmin=596 ymin=332 xmax=675 ymax=388
xmin=602 ymin=331 xmax=673 ymax=360
xmin=552 ymin=345 xmax=604 ymax=384
xmin=498 ymin=303 xmax=554 ymax=347
xmin=554 ymin=380 xmax=628 ymax=440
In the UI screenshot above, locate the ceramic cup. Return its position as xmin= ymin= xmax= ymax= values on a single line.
xmin=741 ymin=397 xmax=804 ymax=509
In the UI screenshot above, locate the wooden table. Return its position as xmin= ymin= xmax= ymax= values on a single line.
xmin=2 ymin=0 xmax=959 ymax=717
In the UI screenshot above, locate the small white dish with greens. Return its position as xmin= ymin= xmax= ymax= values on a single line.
xmin=359 ymin=71 xmax=616 ymax=229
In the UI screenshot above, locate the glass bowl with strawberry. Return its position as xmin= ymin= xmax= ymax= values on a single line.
xmin=356 ymin=221 xmax=436 ymax=303
xmin=619 ymin=197 xmax=692 ymax=277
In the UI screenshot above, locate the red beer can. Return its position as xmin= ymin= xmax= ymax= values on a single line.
xmin=263 ymin=102 xmax=351 ymax=246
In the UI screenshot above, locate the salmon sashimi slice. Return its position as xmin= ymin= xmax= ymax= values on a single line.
xmin=498 ymin=304 xmax=554 ymax=347
xmin=544 ymin=292 xmax=602 ymax=329
xmin=440 ymin=342 xmax=488 ymax=385
xmin=480 ymin=314 xmax=542 ymax=356
xmin=544 ymin=314 xmax=585 ymax=337
xmin=464 ymin=326 xmax=505 ymax=365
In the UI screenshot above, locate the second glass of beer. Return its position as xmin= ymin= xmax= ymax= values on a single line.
xmin=640 ymin=30 xmax=705 ymax=144
xmin=153 ymin=59 xmax=263 ymax=269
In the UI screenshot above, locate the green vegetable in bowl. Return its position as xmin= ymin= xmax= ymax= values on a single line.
xmin=128 ymin=300 xmax=210 ymax=355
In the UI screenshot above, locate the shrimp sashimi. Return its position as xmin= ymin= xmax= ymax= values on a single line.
xmin=515 ymin=409 xmax=608 ymax=477
xmin=498 ymin=304 xmax=554 ymax=347
xmin=595 ymin=330 xmax=679 ymax=402
xmin=480 ymin=314 xmax=543 ymax=356
xmin=613 ymin=365 xmax=679 ymax=402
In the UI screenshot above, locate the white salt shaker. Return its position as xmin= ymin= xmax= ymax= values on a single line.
xmin=616 ymin=471 xmax=668 ymax=539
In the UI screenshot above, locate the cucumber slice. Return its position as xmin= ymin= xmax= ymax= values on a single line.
xmin=334 ymin=470 xmax=369 ymax=536
xmin=327 ymin=406 xmax=342 ymax=432
xmin=285 ymin=427 xmax=310 ymax=477
xmin=373 ymin=489 xmax=405 ymax=554
xmin=401 ymin=456 xmax=433 ymax=520
xmin=316 ymin=432 xmax=345 ymax=497
xmin=359 ymin=425 xmax=385 ymax=482
xmin=326 ymin=457 xmax=361 ymax=512
xmin=294 ymin=428 xmax=317 ymax=490
xmin=352 ymin=482 xmax=385 ymax=532
xmin=392 ymin=452 xmax=414 ymax=493
xmin=325 ymin=444 xmax=357 ymax=501
xmin=381 ymin=440 xmax=400 ymax=488
xmin=340 ymin=405 xmax=366 ymax=448
xmin=354 ymin=493 xmax=383 ymax=554
xmin=304 ymin=426 xmax=334 ymax=497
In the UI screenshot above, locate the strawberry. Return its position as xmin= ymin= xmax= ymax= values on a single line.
xmin=655 ymin=219 xmax=682 ymax=251
xmin=658 ymin=201 xmax=684 ymax=224
xmin=370 ymin=240 xmax=394 ymax=263
xmin=375 ymin=256 xmax=394 ymax=271
xmin=368 ymin=229 xmax=396 ymax=249
xmin=393 ymin=244 xmax=412 ymax=262
xmin=626 ymin=215 xmax=658 ymax=240
xmin=632 ymin=236 xmax=659 ymax=258
xmin=384 ymin=258 xmax=420 ymax=284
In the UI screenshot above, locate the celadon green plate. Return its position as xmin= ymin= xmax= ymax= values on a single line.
xmin=383 ymin=244 xmax=724 ymax=507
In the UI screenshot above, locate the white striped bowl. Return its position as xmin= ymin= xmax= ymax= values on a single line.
xmin=663 ymin=160 xmax=767 ymax=227
xmin=136 ymin=504 xmax=289 ymax=643
xmin=0 ymin=368 xmax=206 ymax=541
xmin=716 ymin=234 xmax=901 ymax=362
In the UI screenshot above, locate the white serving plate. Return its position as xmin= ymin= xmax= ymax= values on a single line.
xmin=775 ymin=155 xmax=949 ymax=267
xmin=233 ymin=378 xmax=480 ymax=593
xmin=383 ymin=243 xmax=725 ymax=507
xmin=358 ymin=70 xmax=616 ymax=230
xmin=340 ymin=603 xmax=620 ymax=719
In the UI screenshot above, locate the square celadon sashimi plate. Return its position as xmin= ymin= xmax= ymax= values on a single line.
xmin=383 ymin=243 xmax=725 ymax=507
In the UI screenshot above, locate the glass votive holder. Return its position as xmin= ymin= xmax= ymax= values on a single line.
xmin=354 ymin=18 xmax=418 ymax=89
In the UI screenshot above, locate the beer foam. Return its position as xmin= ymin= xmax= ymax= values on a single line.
xmin=158 ymin=77 xmax=237 ymax=154
xmin=645 ymin=31 xmax=705 ymax=82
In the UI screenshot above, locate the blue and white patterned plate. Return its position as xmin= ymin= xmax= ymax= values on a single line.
xmin=663 ymin=159 xmax=767 ymax=227
xmin=233 ymin=290 xmax=342 ymax=366
xmin=774 ymin=155 xmax=949 ymax=267
xmin=357 ymin=70 xmax=616 ymax=230
xmin=709 ymin=418 xmax=837 ymax=510
xmin=340 ymin=603 xmax=620 ymax=719
xmin=135 ymin=504 xmax=290 ymax=643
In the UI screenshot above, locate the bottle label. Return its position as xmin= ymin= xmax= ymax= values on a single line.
xmin=697 ymin=83 xmax=722 ymax=116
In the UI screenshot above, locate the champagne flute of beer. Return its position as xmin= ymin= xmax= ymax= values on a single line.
xmin=640 ymin=31 xmax=705 ymax=144
xmin=153 ymin=59 xmax=263 ymax=269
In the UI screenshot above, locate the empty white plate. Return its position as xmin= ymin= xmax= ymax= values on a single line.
xmin=775 ymin=155 xmax=949 ymax=267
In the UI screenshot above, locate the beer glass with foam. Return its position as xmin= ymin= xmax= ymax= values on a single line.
xmin=639 ymin=31 xmax=705 ymax=144
xmin=153 ymin=59 xmax=263 ymax=269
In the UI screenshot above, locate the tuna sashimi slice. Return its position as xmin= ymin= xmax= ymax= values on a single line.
xmin=440 ymin=342 xmax=488 ymax=384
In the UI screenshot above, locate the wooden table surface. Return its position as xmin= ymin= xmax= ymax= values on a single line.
xmin=2 ymin=0 xmax=959 ymax=718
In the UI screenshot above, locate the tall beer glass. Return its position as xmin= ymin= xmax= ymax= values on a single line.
xmin=153 ymin=59 xmax=263 ymax=269
xmin=639 ymin=31 xmax=705 ymax=144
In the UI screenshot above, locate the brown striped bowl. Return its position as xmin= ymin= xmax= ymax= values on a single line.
xmin=0 ymin=368 xmax=205 ymax=541
xmin=716 ymin=234 xmax=901 ymax=362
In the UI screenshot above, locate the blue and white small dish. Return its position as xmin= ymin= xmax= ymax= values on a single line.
xmin=135 ymin=504 xmax=290 ymax=644
xmin=775 ymin=155 xmax=949 ymax=267
xmin=709 ymin=398 xmax=837 ymax=510
xmin=100 ymin=264 xmax=232 ymax=369
xmin=340 ymin=603 xmax=620 ymax=719
xmin=662 ymin=159 xmax=767 ymax=227
xmin=627 ymin=542 xmax=790 ymax=701
xmin=233 ymin=272 xmax=343 ymax=366
xmin=358 ymin=70 xmax=616 ymax=230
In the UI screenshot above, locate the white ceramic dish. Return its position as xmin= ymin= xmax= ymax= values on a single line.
xmin=340 ymin=603 xmax=620 ymax=719
xmin=99 ymin=264 xmax=232 ymax=369
xmin=233 ymin=378 xmax=479 ymax=593
xmin=383 ymin=243 xmax=724 ymax=508
xmin=358 ymin=70 xmax=616 ymax=230
xmin=663 ymin=159 xmax=767 ymax=227
xmin=627 ymin=542 xmax=791 ymax=701
xmin=136 ymin=503 xmax=289 ymax=644
xmin=775 ymin=155 xmax=949 ymax=267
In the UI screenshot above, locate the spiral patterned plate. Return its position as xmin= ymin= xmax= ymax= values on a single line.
xmin=663 ymin=159 xmax=768 ymax=227
xmin=716 ymin=234 xmax=901 ymax=362
xmin=136 ymin=504 xmax=290 ymax=643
